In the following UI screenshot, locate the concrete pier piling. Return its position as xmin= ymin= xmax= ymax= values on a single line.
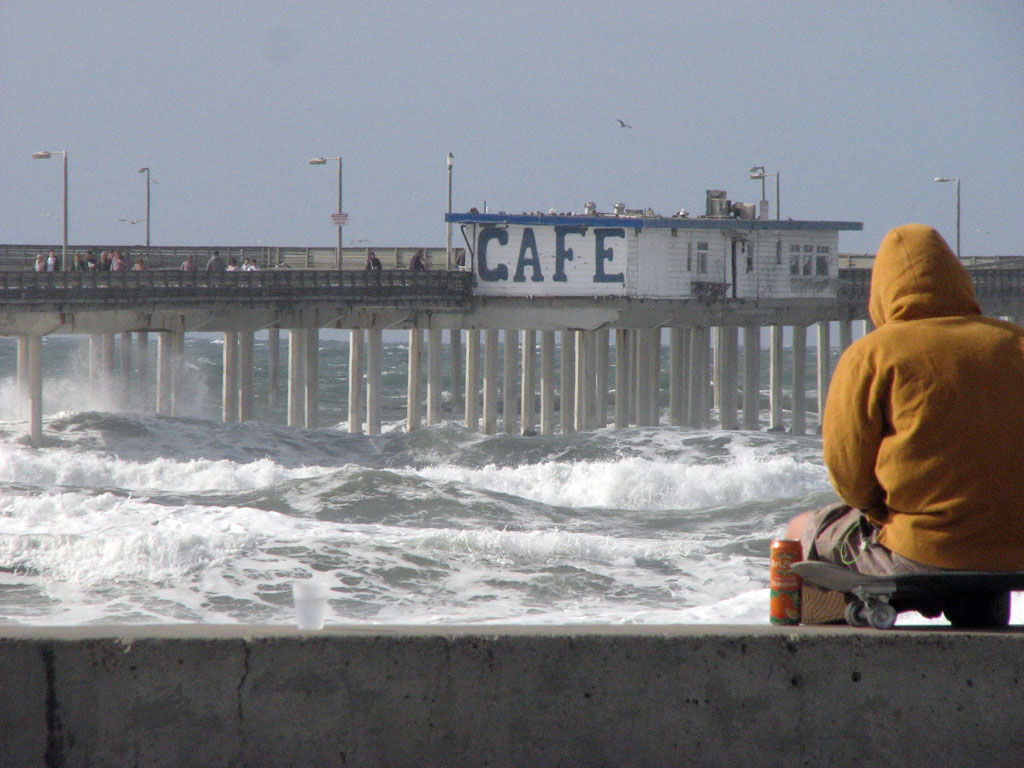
xmin=465 ymin=329 xmax=480 ymax=430
xmin=427 ymin=326 xmax=442 ymax=426
xmin=222 ymin=331 xmax=239 ymax=423
xmin=483 ymin=328 xmax=499 ymax=435
xmin=503 ymin=329 xmax=518 ymax=435
xmin=366 ymin=328 xmax=382 ymax=436
xmin=407 ymin=328 xmax=422 ymax=431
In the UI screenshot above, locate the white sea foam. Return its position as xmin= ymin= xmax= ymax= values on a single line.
xmin=417 ymin=450 xmax=829 ymax=511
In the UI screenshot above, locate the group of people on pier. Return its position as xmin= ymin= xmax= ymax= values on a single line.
xmin=180 ymin=251 xmax=260 ymax=273
xmin=34 ymin=249 xmax=145 ymax=272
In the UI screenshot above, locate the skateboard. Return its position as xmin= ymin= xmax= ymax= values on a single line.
xmin=792 ymin=561 xmax=1024 ymax=630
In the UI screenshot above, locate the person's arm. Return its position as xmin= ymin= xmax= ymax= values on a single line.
xmin=822 ymin=344 xmax=888 ymax=515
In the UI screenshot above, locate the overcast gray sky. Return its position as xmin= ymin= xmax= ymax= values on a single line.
xmin=2 ymin=1 xmax=1022 ymax=257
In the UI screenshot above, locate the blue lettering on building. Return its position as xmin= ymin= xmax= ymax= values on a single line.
xmin=593 ymin=228 xmax=625 ymax=283
xmin=513 ymin=228 xmax=544 ymax=282
xmin=554 ymin=225 xmax=586 ymax=282
xmin=477 ymin=227 xmax=510 ymax=282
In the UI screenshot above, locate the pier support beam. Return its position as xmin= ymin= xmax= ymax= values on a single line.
xmin=267 ymin=327 xmax=280 ymax=409
xmin=137 ymin=331 xmax=149 ymax=385
xmin=450 ymin=330 xmax=463 ymax=419
xmin=816 ymin=322 xmax=831 ymax=433
xmin=719 ymin=326 xmax=739 ymax=430
xmin=743 ymin=326 xmax=760 ymax=431
xmin=349 ymin=330 xmax=364 ymax=434
xmin=615 ymin=329 xmax=630 ymax=429
xmin=287 ymin=329 xmax=306 ymax=428
xmin=366 ymin=328 xmax=382 ymax=436
xmin=574 ymin=330 xmax=589 ymax=432
xmin=540 ymin=330 xmax=555 ymax=435
xmin=503 ymin=329 xmax=518 ymax=435
xmin=483 ymin=329 xmax=499 ymax=435
xmin=427 ymin=327 xmax=442 ymax=426
xmin=688 ymin=327 xmax=708 ymax=428
xmin=17 ymin=335 xmax=30 ymax=418
xmin=102 ymin=334 xmax=116 ymax=388
xmin=170 ymin=331 xmax=185 ymax=416
xmin=407 ymin=329 xmax=422 ymax=432
xmin=770 ymin=326 xmax=784 ymax=431
xmin=669 ymin=328 xmax=688 ymax=427
xmin=560 ymin=330 xmax=575 ymax=433
xmin=222 ymin=331 xmax=239 ymax=423
xmin=304 ymin=327 xmax=319 ymax=429
xmin=791 ymin=326 xmax=807 ymax=436
xmin=465 ymin=330 xmax=480 ymax=430
xmin=239 ymin=331 xmax=254 ymax=422
xmin=157 ymin=332 xmax=172 ymax=416
xmin=839 ymin=320 xmax=853 ymax=356
xmin=521 ymin=330 xmax=536 ymax=435
xmin=595 ymin=329 xmax=609 ymax=429
xmin=636 ymin=329 xmax=651 ymax=427
xmin=27 ymin=335 xmax=42 ymax=449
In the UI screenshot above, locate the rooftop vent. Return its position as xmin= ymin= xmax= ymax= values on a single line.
xmin=584 ymin=201 xmax=597 ymax=215
xmin=706 ymin=190 xmax=729 ymax=217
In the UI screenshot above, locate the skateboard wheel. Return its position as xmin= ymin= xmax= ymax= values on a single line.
xmin=867 ymin=603 xmax=897 ymax=630
xmin=845 ymin=601 xmax=869 ymax=627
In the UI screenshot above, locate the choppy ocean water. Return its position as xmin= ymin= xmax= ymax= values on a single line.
xmin=1 ymin=334 xmax=1011 ymax=627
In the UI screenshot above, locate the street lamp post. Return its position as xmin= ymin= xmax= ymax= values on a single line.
xmin=137 ymin=167 xmax=151 ymax=246
xmin=32 ymin=150 xmax=68 ymax=270
xmin=934 ymin=176 xmax=961 ymax=259
xmin=446 ymin=152 xmax=454 ymax=270
xmin=309 ymin=156 xmax=343 ymax=268
xmin=749 ymin=166 xmax=780 ymax=220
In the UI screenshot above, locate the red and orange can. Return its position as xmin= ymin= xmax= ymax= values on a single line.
xmin=769 ymin=538 xmax=803 ymax=625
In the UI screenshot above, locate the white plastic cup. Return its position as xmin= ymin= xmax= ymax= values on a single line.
xmin=292 ymin=581 xmax=330 ymax=630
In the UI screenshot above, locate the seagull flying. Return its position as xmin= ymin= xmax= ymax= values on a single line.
xmin=616 ymin=118 xmax=632 ymax=129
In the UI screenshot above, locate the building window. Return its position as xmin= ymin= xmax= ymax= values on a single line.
xmin=790 ymin=244 xmax=801 ymax=275
xmin=816 ymin=245 xmax=831 ymax=276
xmin=696 ymin=241 xmax=709 ymax=274
xmin=776 ymin=240 xmax=782 ymax=265
xmin=802 ymin=244 xmax=814 ymax=275
xmin=686 ymin=242 xmax=692 ymax=271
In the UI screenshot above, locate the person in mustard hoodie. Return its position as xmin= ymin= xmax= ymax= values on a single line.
xmin=787 ymin=224 xmax=1024 ymax=591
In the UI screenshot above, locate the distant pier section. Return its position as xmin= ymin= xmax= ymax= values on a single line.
xmin=3 ymin=190 xmax=1023 ymax=448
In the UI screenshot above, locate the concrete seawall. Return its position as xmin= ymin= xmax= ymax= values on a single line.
xmin=1 ymin=624 xmax=1021 ymax=767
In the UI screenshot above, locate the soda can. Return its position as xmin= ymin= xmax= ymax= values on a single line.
xmin=769 ymin=538 xmax=803 ymax=625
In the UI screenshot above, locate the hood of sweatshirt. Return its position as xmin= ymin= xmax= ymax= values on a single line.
xmin=868 ymin=223 xmax=981 ymax=328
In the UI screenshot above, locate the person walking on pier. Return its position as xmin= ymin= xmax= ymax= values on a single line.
xmin=788 ymin=223 xmax=1024 ymax=619
xmin=46 ymin=250 xmax=58 ymax=271
xmin=408 ymin=249 xmax=427 ymax=271
xmin=365 ymin=251 xmax=382 ymax=271
xmin=206 ymin=249 xmax=226 ymax=273
xmin=181 ymin=254 xmax=197 ymax=271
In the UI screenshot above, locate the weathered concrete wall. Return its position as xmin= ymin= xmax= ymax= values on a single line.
xmin=1 ymin=624 xmax=1021 ymax=767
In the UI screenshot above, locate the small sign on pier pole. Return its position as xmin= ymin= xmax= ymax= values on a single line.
xmin=331 ymin=213 xmax=349 ymax=226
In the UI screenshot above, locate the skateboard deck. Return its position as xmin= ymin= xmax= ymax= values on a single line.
xmin=792 ymin=561 xmax=1024 ymax=629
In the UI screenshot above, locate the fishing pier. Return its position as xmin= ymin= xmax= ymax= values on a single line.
xmin=4 ymin=193 xmax=1023 ymax=448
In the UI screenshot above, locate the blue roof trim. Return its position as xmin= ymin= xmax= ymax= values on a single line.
xmin=446 ymin=212 xmax=863 ymax=232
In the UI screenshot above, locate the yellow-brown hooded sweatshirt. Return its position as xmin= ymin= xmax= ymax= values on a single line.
xmin=823 ymin=223 xmax=1024 ymax=570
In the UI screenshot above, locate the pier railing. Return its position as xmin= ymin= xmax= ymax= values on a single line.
xmin=0 ymin=269 xmax=475 ymax=309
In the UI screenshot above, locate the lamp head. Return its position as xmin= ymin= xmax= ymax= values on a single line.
xmin=138 ymin=167 xmax=149 ymax=173
xmin=308 ymin=157 xmax=328 ymax=165
xmin=32 ymin=151 xmax=52 ymax=159
xmin=447 ymin=152 xmax=454 ymax=168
